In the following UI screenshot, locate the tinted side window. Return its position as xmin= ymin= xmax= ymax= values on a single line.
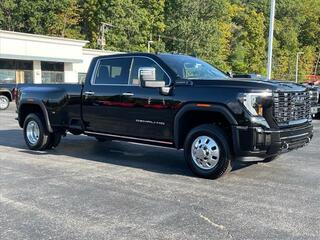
xmin=129 ymin=57 xmax=170 ymax=86
xmin=94 ymin=57 xmax=132 ymax=85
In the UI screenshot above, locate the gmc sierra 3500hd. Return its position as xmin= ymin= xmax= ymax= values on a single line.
xmin=16 ymin=53 xmax=314 ymax=179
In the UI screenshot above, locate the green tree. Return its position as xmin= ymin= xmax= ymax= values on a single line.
xmin=79 ymin=0 xmax=165 ymax=51
xmin=231 ymin=0 xmax=319 ymax=80
xmin=49 ymin=0 xmax=83 ymax=39
xmin=78 ymin=0 xmax=109 ymax=48
xmin=229 ymin=4 xmax=266 ymax=74
xmin=0 ymin=0 xmax=83 ymax=39
xmin=0 ymin=0 xmax=17 ymax=31
xmin=163 ymin=0 xmax=232 ymax=70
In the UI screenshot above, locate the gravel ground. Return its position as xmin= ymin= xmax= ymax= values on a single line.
xmin=1 ymin=104 xmax=319 ymax=240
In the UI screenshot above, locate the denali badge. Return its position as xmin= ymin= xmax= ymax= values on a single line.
xmin=136 ymin=119 xmax=165 ymax=126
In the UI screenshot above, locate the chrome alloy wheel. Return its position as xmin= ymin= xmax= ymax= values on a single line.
xmin=191 ymin=136 xmax=220 ymax=170
xmin=0 ymin=96 xmax=9 ymax=110
xmin=26 ymin=120 xmax=40 ymax=145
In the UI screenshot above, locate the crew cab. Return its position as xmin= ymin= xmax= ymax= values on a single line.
xmin=16 ymin=53 xmax=314 ymax=179
xmin=0 ymin=83 xmax=16 ymax=110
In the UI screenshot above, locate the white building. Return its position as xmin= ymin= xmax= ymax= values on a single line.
xmin=0 ymin=30 xmax=121 ymax=84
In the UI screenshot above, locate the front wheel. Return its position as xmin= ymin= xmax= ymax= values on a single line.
xmin=184 ymin=124 xmax=232 ymax=179
xmin=0 ymin=95 xmax=10 ymax=110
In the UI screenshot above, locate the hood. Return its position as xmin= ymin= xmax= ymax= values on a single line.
xmin=190 ymin=78 xmax=307 ymax=92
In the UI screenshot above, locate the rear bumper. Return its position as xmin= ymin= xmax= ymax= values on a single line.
xmin=232 ymin=123 xmax=313 ymax=159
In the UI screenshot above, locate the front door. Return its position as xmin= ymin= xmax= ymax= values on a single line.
xmin=120 ymin=57 xmax=174 ymax=141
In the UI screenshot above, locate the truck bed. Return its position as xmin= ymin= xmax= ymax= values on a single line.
xmin=16 ymin=84 xmax=83 ymax=129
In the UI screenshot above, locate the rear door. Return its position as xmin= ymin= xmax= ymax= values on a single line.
xmin=82 ymin=57 xmax=133 ymax=135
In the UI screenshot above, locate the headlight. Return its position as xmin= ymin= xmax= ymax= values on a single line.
xmin=239 ymin=92 xmax=272 ymax=116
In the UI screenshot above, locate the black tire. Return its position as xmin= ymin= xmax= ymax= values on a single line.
xmin=263 ymin=155 xmax=279 ymax=163
xmin=0 ymin=95 xmax=10 ymax=110
xmin=46 ymin=133 xmax=62 ymax=150
xmin=184 ymin=124 xmax=232 ymax=179
xmin=23 ymin=113 xmax=50 ymax=150
xmin=95 ymin=137 xmax=107 ymax=142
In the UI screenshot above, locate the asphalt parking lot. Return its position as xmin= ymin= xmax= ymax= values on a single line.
xmin=0 ymin=104 xmax=319 ymax=240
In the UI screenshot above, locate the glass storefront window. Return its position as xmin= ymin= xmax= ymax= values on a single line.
xmin=0 ymin=59 xmax=33 ymax=70
xmin=0 ymin=69 xmax=16 ymax=84
xmin=41 ymin=62 xmax=64 ymax=83
xmin=24 ymin=70 xmax=34 ymax=84
xmin=41 ymin=62 xmax=64 ymax=71
xmin=0 ymin=59 xmax=33 ymax=84
xmin=42 ymin=71 xmax=64 ymax=84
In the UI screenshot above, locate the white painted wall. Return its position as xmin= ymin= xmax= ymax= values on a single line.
xmin=0 ymin=30 xmax=88 ymax=63
xmin=0 ymin=30 xmax=122 ymax=84
xmin=64 ymin=63 xmax=77 ymax=83
xmin=33 ymin=61 xmax=41 ymax=84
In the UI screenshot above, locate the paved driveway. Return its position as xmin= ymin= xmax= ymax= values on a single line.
xmin=1 ymin=104 xmax=319 ymax=240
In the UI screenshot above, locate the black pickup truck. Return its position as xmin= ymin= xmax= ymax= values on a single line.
xmin=16 ymin=53 xmax=314 ymax=179
xmin=0 ymin=83 xmax=16 ymax=110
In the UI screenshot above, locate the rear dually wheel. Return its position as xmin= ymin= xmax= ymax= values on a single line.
xmin=23 ymin=113 xmax=51 ymax=150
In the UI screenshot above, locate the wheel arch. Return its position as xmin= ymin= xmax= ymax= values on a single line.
xmin=174 ymin=104 xmax=238 ymax=149
xmin=0 ymin=90 xmax=13 ymax=101
xmin=18 ymin=99 xmax=53 ymax=133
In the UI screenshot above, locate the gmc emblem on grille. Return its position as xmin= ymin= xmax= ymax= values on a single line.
xmin=292 ymin=95 xmax=304 ymax=105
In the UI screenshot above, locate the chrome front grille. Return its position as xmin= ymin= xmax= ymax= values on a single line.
xmin=273 ymin=91 xmax=311 ymax=126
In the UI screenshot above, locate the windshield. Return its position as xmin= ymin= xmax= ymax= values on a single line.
xmin=158 ymin=54 xmax=228 ymax=80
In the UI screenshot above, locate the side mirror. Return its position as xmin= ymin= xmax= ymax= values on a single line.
xmin=138 ymin=67 xmax=165 ymax=88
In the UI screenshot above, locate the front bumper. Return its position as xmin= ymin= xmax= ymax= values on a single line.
xmin=232 ymin=123 xmax=313 ymax=159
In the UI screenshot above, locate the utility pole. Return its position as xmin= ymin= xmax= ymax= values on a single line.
xmin=267 ymin=0 xmax=276 ymax=80
xmin=295 ymin=52 xmax=304 ymax=83
xmin=98 ymin=22 xmax=114 ymax=49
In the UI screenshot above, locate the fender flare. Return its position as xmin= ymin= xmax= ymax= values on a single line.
xmin=18 ymin=99 xmax=53 ymax=133
xmin=0 ymin=90 xmax=13 ymax=101
xmin=173 ymin=103 xmax=238 ymax=148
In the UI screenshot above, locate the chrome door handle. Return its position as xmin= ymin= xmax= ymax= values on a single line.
xmin=84 ymin=91 xmax=95 ymax=96
xmin=122 ymin=92 xmax=134 ymax=96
